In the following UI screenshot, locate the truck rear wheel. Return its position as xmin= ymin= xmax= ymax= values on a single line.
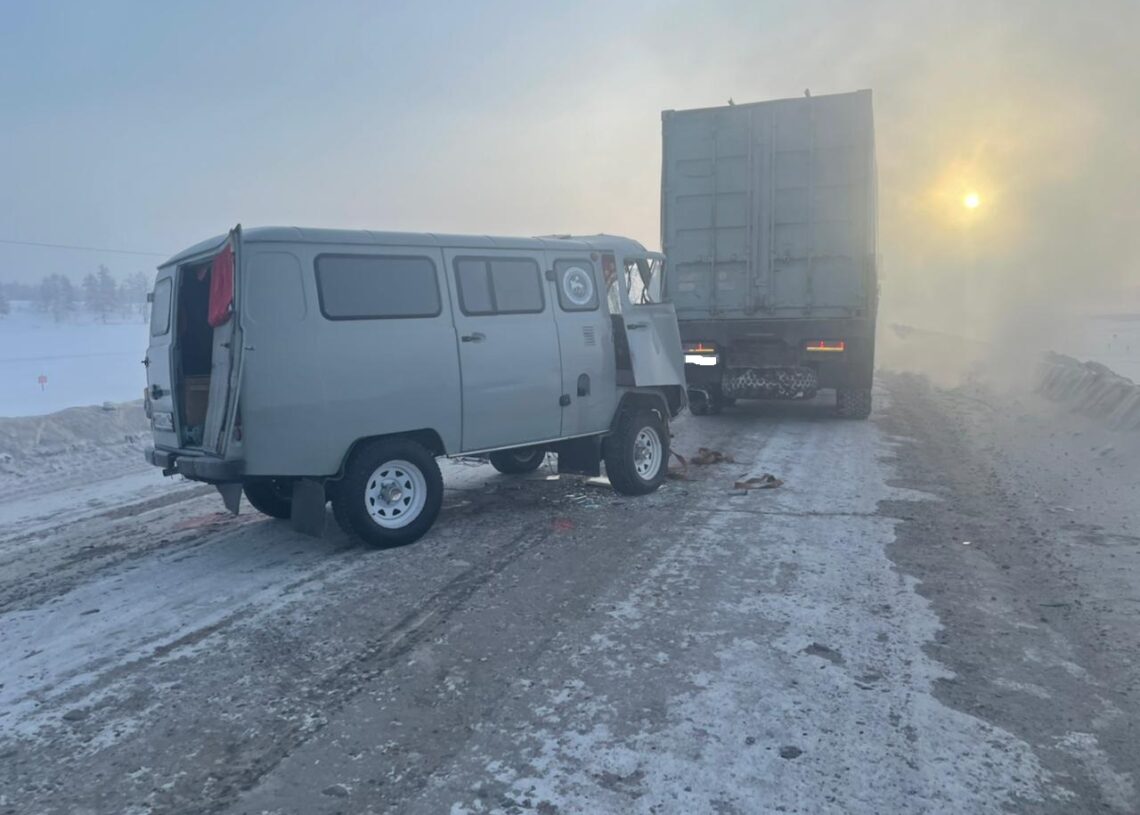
xmin=836 ymin=388 xmax=873 ymax=420
xmin=489 ymin=446 xmax=545 ymax=474
xmin=603 ymin=409 xmax=669 ymax=495
xmin=332 ymin=438 xmax=443 ymax=547
xmin=243 ymin=478 xmax=293 ymax=520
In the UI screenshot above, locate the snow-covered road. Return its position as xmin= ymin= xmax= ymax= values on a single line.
xmin=0 ymin=377 xmax=1137 ymax=814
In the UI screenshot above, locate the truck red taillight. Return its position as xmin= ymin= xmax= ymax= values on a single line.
xmin=683 ymin=342 xmax=719 ymax=366
xmin=805 ymin=340 xmax=846 ymax=353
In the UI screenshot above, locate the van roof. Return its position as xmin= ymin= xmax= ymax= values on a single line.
xmin=160 ymin=228 xmax=657 ymax=268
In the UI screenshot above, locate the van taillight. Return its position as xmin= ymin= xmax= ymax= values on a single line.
xmin=805 ymin=340 xmax=846 ymax=353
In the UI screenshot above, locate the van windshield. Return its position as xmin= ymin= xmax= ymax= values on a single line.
xmin=623 ymin=258 xmax=664 ymax=306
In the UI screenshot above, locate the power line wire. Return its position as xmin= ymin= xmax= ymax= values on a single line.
xmin=0 ymin=238 xmax=167 ymax=257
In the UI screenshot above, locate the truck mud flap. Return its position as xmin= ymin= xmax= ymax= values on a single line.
xmin=722 ymin=367 xmax=819 ymax=400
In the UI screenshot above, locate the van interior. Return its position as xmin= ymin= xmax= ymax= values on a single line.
xmin=174 ymin=260 xmax=215 ymax=447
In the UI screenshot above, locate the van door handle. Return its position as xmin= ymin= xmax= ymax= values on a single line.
xmin=461 ymin=332 xmax=486 ymax=343
xmin=626 ymin=322 xmax=649 ymax=330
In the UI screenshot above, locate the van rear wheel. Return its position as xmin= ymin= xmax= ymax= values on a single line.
xmin=489 ymin=447 xmax=545 ymax=475
xmin=332 ymin=439 xmax=443 ymax=548
xmin=604 ymin=408 xmax=669 ymax=495
xmin=243 ymin=478 xmax=293 ymax=520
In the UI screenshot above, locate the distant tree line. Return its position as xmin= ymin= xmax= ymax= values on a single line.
xmin=0 ymin=268 xmax=151 ymax=322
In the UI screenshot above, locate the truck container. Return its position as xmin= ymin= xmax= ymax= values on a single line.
xmin=661 ymin=89 xmax=878 ymax=417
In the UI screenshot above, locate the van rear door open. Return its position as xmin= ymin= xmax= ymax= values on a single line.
xmin=202 ymin=225 xmax=244 ymax=456
xmin=144 ymin=270 xmax=178 ymax=447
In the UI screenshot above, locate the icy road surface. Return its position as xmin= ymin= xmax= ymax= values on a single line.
xmin=1 ymin=375 xmax=1137 ymax=814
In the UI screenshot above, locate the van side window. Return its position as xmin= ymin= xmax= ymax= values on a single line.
xmin=554 ymin=259 xmax=599 ymax=312
xmin=454 ymin=257 xmax=544 ymax=316
xmin=455 ymin=259 xmax=495 ymax=315
xmin=150 ymin=278 xmax=172 ymax=336
xmin=316 ymin=255 xmax=441 ymax=320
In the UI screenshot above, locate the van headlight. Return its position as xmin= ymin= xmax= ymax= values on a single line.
xmin=152 ymin=412 xmax=174 ymax=432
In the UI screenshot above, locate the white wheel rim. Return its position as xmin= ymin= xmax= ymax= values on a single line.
xmin=364 ymin=459 xmax=427 ymax=529
xmin=633 ymin=426 xmax=662 ymax=480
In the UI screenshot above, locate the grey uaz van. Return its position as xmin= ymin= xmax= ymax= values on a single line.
xmin=144 ymin=226 xmax=686 ymax=546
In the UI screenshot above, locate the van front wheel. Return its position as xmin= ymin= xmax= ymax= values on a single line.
xmin=332 ymin=439 xmax=443 ymax=548
xmin=604 ymin=409 xmax=669 ymax=496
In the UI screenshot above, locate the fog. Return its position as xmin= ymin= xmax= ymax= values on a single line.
xmin=3 ymin=0 xmax=1138 ymax=379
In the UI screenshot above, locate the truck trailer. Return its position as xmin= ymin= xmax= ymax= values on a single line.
xmin=661 ymin=89 xmax=878 ymax=418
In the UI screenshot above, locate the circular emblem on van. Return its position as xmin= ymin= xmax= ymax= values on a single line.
xmin=562 ymin=266 xmax=594 ymax=306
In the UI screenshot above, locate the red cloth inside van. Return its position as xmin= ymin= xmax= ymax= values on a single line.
xmin=208 ymin=244 xmax=234 ymax=327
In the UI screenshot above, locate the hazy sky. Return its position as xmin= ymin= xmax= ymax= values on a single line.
xmin=2 ymin=0 xmax=1138 ymax=331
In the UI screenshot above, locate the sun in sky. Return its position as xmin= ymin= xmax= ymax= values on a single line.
xmin=963 ymin=192 xmax=981 ymax=209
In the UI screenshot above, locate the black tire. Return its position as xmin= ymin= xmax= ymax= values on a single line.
xmin=689 ymin=390 xmax=710 ymax=416
xmin=243 ymin=478 xmax=293 ymax=520
xmin=489 ymin=446 xmax=545 ymax=474
xmin=836 ymin=387 xmax=873 ymax=420
xmin=331 ymin=438 xmax=443 ymax=548
xmin=603 ymin=408 xmax=670 ymax=496
xmin=707 ymin=384 xmax=725 ymax=415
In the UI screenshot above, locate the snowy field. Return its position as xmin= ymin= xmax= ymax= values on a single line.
xmin=1 ymin=297 xmax=1137 ymax=419
xmin=0 ymin=301 xmax=149 ymax=417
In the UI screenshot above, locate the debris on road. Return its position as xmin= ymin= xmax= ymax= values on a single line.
xmin=733 ymin=474 xmax=783 ymax=491
xmin=667 ymin=451 xmax=690 ymax=480
xmin=691 ymin=447 xmax=735 ymax=465
xmin=801 ymin=642 xmax=844 ymax=665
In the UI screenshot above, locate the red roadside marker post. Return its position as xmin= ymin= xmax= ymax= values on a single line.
xmin=38 ymin=374 xmax=47 ymax=391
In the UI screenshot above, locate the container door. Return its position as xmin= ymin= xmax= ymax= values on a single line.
xmin=202 ymin=225 xmax=244 ymax=457
xmin=618 ymin=255 xmax=686 ymax=388
xmin=660 ymin=109 xmax=756 ymax=318
xmin=144 ymin=270 xmax=178 ymax=448
xmin=444 ymin=251 xmax=562 ymax=452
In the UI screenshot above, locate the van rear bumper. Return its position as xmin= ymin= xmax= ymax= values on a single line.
xmin=145 ymin=447 xmax=243 ymax=483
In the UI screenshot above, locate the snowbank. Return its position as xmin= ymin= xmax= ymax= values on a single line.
xmin=0 ymin=400 xmax=150 ymax=488
xmin=1035 ymin=353 xmax=1140 ymax=431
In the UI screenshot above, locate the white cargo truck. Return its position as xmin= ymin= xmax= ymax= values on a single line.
xmin=661 ymin=90 xmax=879 ymax=417
xmin=143 ymin=227 xmax=685 ymax=546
